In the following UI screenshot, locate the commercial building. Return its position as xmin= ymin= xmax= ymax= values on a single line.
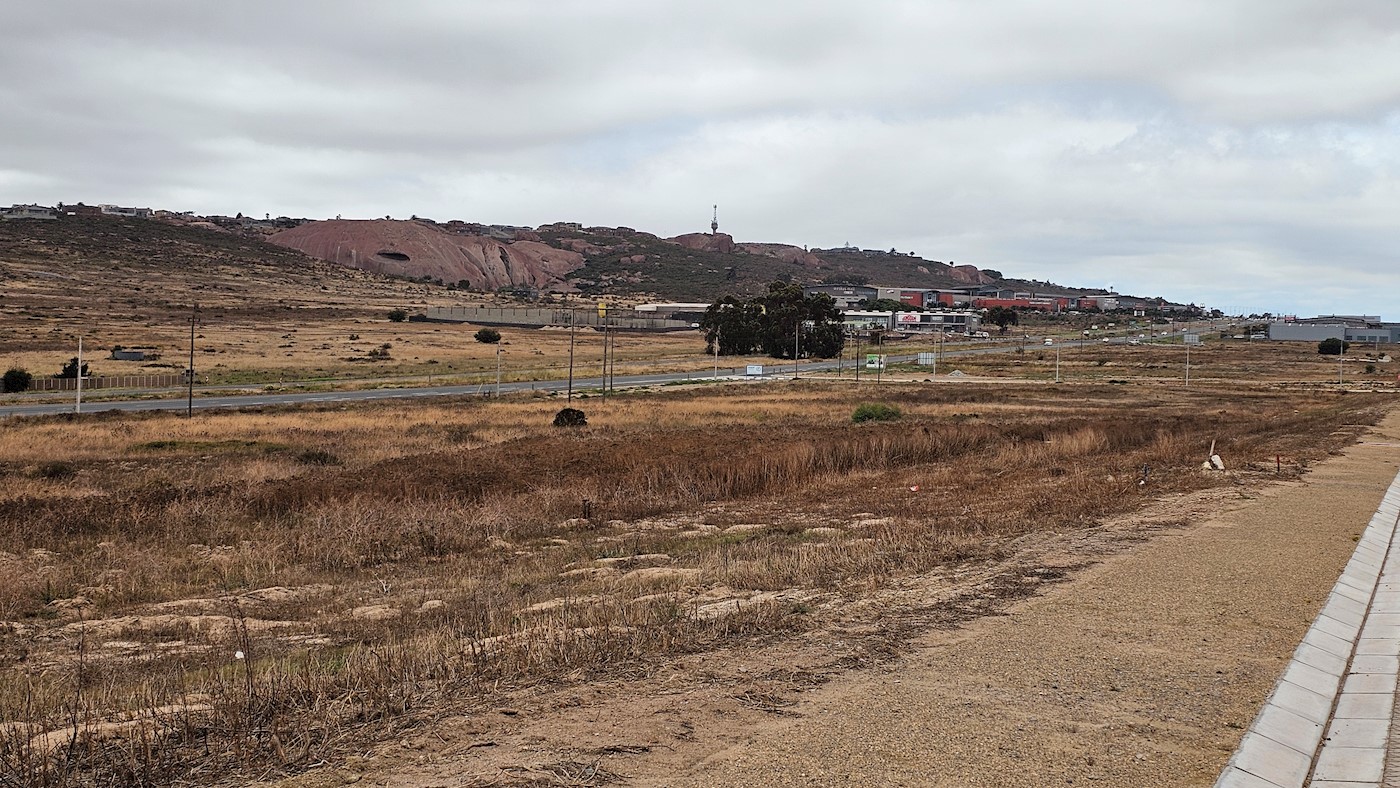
xmin=802 ymin=285 xmax=878 ymax=309
xmin=1267 ymin=316 xmax=1399 ymax=344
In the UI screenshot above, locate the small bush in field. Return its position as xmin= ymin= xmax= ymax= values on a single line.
xmin=296 ymin=449 xmax=340 ymax=466
xmin=852 ymin=403 xmax=901 ymax=423
xmin=33 ymin=461 xmax=78 ymax=480
xmin=2 ymin=368 xmax=32 ymax=393
xmin=553 ymin=407 xmax=587 ymax=427
xmin=474 ymin=328 xmax=501 ymax=344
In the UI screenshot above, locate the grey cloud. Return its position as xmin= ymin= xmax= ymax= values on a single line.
xmin=2 ymin=1 xmax=1399 ymax=314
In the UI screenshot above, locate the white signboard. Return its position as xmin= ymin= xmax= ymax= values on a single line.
xmin=745 ymin=364 xmax=764 ymax=377
xmin=917 ymin=353 xmax=937 ymax=366
xmin=1183 ymin=333 xmax=1201 ymax=345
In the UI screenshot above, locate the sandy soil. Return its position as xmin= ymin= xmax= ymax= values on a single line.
xmin=251 ymin=410 xmax=1400 ymax=788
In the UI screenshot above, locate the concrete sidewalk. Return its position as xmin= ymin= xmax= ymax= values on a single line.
xmin=1216 ymin=468 xmax=1400 ymax=787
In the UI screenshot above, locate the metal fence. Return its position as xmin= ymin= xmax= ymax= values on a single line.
xmin=27 ymin=374 xmax=185 ymax=392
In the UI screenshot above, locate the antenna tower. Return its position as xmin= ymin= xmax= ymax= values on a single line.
xmin=710 ymin=205 xmax=718 ymax=235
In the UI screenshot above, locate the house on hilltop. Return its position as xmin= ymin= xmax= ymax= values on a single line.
xmin=1 ymin=204 xmax=57 ymax=220
xmin=99 ymin=204 xmax=152 ymax=218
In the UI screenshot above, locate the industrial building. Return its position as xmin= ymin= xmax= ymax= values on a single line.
xmin=1267 ymin=316 xmax=1399 ymax=344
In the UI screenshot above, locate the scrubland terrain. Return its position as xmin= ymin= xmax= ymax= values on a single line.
xmin=0 ymin=217 xmax=729 ymax=388
xmin=905 ymin=336 xmax=1397 ymax=386
xmin=0 ymin=378 xmax=1390 ymax=786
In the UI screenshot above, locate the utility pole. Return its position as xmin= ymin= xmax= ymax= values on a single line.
xmin=566 ymin=309 xmax=576 ymax=403
xmin=187 ymin=304 xmax=198 ymax=418
xmin=713 ymin=327 xmax=720 ymax=380
xmin=1185 ymin=336 xmax=1191 ymax=386
xmin=1055 ymin=346 xmax=1060 ymax=383
xmin=793 ymin=321 xmax=800 ymax=380
xmin=495 ymin=344 xmax=502 ymax=397
xmin=74 ymin=337 xmax=83 ymax=414
xmin=600 ymin=326 xmax=608 ymax=399
xmin=1339 ymin=339 xmax=1345 ymax=385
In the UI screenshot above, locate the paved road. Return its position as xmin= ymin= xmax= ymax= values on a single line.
xmin=0 ymin=334 xmax=1166 ymax=419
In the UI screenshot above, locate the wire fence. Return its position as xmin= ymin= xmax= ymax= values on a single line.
xmin=424 ymin=306 xmax=699 ymax=331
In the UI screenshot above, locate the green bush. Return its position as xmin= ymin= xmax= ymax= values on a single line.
xmin=2 ymin=368 xmax=33 ymax=393
xmin=1317 ymin=337 xmax=1349 ymax=355
xmin=387 ymin=308 xmax=408 ymax=322
xmin=56 ymin=357 xmax=90 ymax=379
xmin=474 ymin=328 xmax=502 ymax=344
xmin=851 ymin=403 xmax=902 ymax=423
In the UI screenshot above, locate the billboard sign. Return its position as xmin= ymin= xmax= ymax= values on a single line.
xmin=745 ymin=364 xmax=764 ymax=377
xmin=866 ymin=354 xmax=885 ymax=370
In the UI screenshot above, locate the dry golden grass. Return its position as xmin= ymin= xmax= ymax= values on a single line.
xmin=0 ymin=379 xmax=1390 ymax=786
xmin=913 ymin=337 xmax=1398 ymax=385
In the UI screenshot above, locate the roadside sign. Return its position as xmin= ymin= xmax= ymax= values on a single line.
xmin=745 ymin=364 xmax=764 ymax=377
xmin=866 ymin=354 xmax=885 ymax=370
xmin=1184 ymin=333 xmax=1201 ymax=345
xmin=917 ymin=352 xmax=936 ymax=366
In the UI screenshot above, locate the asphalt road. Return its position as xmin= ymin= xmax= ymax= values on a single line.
xmin=0 ymin=333 xmax=1177 ymax=419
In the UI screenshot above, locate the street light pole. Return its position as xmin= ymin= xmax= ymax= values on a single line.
xmin=75 ymin=337 xmax=83 ymax=414
xmin=793 ymin=321 xmax=800 ymax=380
xmin=187 ymin=304 xmax=198 ymax=418
xmin=1185 ymin=336 xmax=1191 ymax=386
xmin=566 ymin=309 xmax=576 ymax=403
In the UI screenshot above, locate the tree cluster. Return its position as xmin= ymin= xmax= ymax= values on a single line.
xmin=700 ymin=283 xmax=846 ymax=360
xmin=984 ymin=306 xmax=1020 ymax=333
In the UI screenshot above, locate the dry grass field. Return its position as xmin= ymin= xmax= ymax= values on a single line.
xmin=0 ymin=375 xmax=1391 ymax=786
xmin=891 ymin=336 xmax=1398 ymax=386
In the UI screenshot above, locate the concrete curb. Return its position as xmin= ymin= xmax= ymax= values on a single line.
xmin=1217 ymin=469 xmax=1400 ymax=788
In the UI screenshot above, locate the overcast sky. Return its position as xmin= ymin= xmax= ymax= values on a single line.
xmin=3 ymin=1 xmax=1398 ymax=316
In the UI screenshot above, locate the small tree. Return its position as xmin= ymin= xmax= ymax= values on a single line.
xmin=1317 ymin=337 xmax=1350 ymax=356
xmin=2 ymin=368 xmax=33 ymax=393
xmin=474 ymin=328 xmax=502 ymax=344
xmin=387 ymin=308 xmax=408 ymax=322
xmin=56 ymin=357 xmax=90 ymax=379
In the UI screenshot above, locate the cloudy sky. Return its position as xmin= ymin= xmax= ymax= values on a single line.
xmin=3 ymin=1 xmax=1398 ymax=316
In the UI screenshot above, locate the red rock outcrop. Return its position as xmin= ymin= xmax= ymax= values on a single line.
xmin=666 ymin=232 xmax=736 ymax=254
xmin=268 ymin=220 xmax=584 ymax=290
xmin=736 ymin=242 xmax=825 ymax=268
xmin=948 ymin=264 xmax=995 ymax=285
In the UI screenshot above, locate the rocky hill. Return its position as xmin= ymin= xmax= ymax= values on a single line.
xmin=268 ymin=220 xmax=584 ymax=291
xmin=1 ymin=211 xmax=1107 ymax=305
xmin=258 ymin=218 xmax=1014 ymax=301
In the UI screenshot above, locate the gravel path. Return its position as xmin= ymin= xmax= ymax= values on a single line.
xmin=645 ymin=414 xmax=1400 ymax=787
